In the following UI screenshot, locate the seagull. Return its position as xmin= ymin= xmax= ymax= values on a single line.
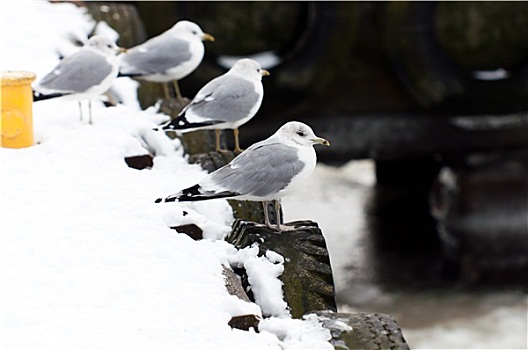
xmin=155 ymin=121 xmax=330 ymax=232
xmin=118 ymin=20 xmax=215 ymax=100
xmin=33 ymin=35 xmax=125 ymax=124
xmin=156 ymin=58 xmax=269 ymax=153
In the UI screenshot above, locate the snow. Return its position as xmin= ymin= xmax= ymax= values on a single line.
xmin=217 ymin=51 xmax=282 ymax=70
xmin=0 ymin=1 xmax=332 ymax=349
xmin=230 ymin=247 xmax=289 ymax=318
xmin=472 ymin=67 xmax=509 ymax=80
xmin=0 ymin=1 xmax=94 ymax=78
xmin=451 ymin=112 xmax=528 ymax=130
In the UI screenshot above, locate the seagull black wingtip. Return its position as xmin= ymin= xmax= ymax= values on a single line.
xmin=158 ymin=115 xmax=223 ymax=131
xmin=33 ymin=91 xmax=67 ymax=102
xmin=154 ymin=197 xmax=177 ymax=203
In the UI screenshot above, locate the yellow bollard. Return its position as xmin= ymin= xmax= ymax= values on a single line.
xmin=1 ymin=71 xmax=36 ymax=148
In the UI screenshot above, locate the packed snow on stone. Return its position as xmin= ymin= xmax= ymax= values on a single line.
xmin=0 ymin=1 xmax=332 ymax=349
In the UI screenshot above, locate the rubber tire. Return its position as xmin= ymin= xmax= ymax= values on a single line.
xmin=314 ymin=311 xmax=410 ymax=350
xmin=384 ymin=2 xmax=528 ymax=114
xmin=85 ymin=2 xmax=147 ymax=48
xmin=227 ymin=220 xmax=336 ymax=319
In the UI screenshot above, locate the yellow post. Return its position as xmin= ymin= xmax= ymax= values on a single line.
xmin=1 ymin=71 xmax=36 ymax=148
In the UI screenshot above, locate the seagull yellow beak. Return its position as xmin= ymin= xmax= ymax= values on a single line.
xmin=202 ymin=33 xmax=215 ymax=42
xmin=261 ymin=69 xmax=270 ymax=77
xmin=118 ymin=47 xmax=127 ymax=54
xmin=312 ymin=137 xmax=330 ymax=146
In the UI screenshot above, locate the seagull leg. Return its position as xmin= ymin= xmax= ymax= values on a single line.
xmin=162 ymin=82 xmax=171 ymax=100
xmin=215 ymin=129 xmax=224 ymax=152
xmin=272 ymin=199 xmax=296 ymax=232
xmin=261 ymin=200 xmax=285 ymax=231
xmin=262 ymin=200 xmax=273 ymax=228
xmin=233 ymin=128 xmax=243 ymax=154
xmin=88 ymin=100 xmax=93 ymax=125
xmin=172 ymin=80 xmax=183 ymax=101
xmin=78 ymin=101 xmax=83 ymax=122
xmin=274 ymin=199 xmax=283 ymax=232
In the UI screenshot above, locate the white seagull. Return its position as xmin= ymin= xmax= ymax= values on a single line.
xmin=156 ymin=58 xmax=270 ymax=153
xmin=119 ymin=20 xmax=215 ymax=100
xmin=155 ymin=121 xmax=330 ymax=232
xmin=33 ymin=35 xmax=125 ymax=124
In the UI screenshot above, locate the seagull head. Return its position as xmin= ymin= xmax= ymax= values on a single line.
xmin=86 ymin=35 xmax=125 ymax=55
xmin=230 ymin=58 xmax=270 ymax=81
xmin=278 ymin=121 xmax=330 ymax=147
xmin=173 ymin=20 xmax=215 ymax=42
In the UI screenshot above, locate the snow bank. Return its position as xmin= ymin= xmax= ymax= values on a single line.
xmin=0 ymin=1 xmax=332 ymax=349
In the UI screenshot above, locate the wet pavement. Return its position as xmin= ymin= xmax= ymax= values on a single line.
xmin=283 ymin=160 xmax=527 ymax=349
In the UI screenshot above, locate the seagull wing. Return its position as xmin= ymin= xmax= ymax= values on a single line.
xmin=38 ymin=49 xmax=113 ymax=94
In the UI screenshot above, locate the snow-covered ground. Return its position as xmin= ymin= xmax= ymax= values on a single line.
xmin=1 ymin=1 xmax=332 ymax=349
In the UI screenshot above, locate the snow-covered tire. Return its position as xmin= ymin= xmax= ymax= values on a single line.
xmin=85 ymin=2 xmax=147 ymax=48
xmin=384 ymin=2 xmax=528 ymax=114
xmin=227 ymin=220 xmax=336 ymax=319
xmin=314 ymin=311 xmax=410 ymax=350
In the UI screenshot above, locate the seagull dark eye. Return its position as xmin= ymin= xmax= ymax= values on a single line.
xmin=297 ymin=131 xmax=305 ymax=137
xmin=192 ymin=30 xmax=198 ymax=35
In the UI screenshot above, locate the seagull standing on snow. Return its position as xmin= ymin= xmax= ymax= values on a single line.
xmin=119 ymin=20 xmax=215 ymax=100
xmin=33 ymin=35 xmax=125 ymax=124
xmin=155 ymin=121 xmax=330 ymax=232
xmin=156 ymin=58 xmax=270 ymax=153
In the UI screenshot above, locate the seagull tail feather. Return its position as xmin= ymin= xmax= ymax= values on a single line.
xmin=117 ymin=71 xmax=143 ymax=78
xmin=156 ymin=114 xmax=223 ymax=131
xmin=33 ymin=90 xmax=67 ymax=102
xmin=155 ymin=184 xmax=236 ymax=203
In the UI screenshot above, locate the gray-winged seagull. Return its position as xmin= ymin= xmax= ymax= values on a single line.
xmin=155 ymin=121 xmax=330 ymax=232
xmin=156 ymin=58 xmax=269 ymax=153
xmin=119 ymin=20 xmax=214 ymax=100
xmin=33 ymin=35 xmax=125 ymax=124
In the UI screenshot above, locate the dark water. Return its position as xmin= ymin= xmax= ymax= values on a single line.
xmin=283 ymin=160 xmax=527 ymax=349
